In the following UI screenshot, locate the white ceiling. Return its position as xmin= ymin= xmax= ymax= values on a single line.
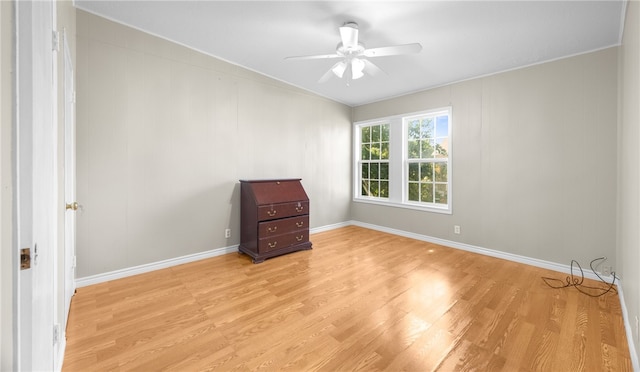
xmin=74 ymin=1 xmax=625 ymax=107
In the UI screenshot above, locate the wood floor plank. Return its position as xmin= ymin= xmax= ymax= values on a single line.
xmin=63 ymin=226 xmax=632 ymax=371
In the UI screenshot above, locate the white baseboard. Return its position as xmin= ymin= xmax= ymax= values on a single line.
xmin=77 ymin=220 xmax=615 ymax=287
xmin=74 ymin=222 xmax=355 ymax=287
xmin=75 ymin=244 xmax=239 ymax=288
xmin=617 ymin=283 xmax=640 ymax=371
xmin=310 ymin=221 xmax=352 ymax=234
xmin=349 ymin=220 xmax=614 ymax=282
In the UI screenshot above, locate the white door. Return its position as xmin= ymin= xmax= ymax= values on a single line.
xmin=16 ymin=0 xmax=58 ymax=370
xmin=63 ymin=28 xmax=77 ymax=327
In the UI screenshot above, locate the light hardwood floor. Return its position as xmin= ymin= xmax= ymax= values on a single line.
xmin=63 ymin=226 xmax=632 ymax=371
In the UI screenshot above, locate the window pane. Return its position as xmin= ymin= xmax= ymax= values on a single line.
xmin=421 ymin=118 xmax=434 ymax=139
xmin=421 ymin=183 xmax=434 ymax=203
xmin=361 ymin=163 xmax=369 ymax=180
xmin=408 ymin=182 xmax=419 ymax=201
xmin=408 ymin=120 xmax=420 ymax=140
xmin=372 ymin=125 xmax=380 ymax=142
xmin=361 ymin=144 xmax=370 ymax=160
xmin=408 ymin=140 xmax=420 ymax=159
xmin=420 ymin=162 xmax=433 ymax=182
xmin=436 ymin=116 xmax=448 ymax=137
xmin=380 ymin=163 xmax=389 ymax=180
xmin=362 ymin=126 xmax=371 ymax=143
xmin=435 ymin=183 xmax=447 ymax=204
xmin=381 ymin=142 xmax=389 ymax=160
xmin=421 ymin=140 xmax=434 ymax=158
xmin=370 ymin=144 xmax=380 ymax=160
xmin=435 ymin=138 xmax=448 ymax=158
xmin=361 ymin=180 xmax=370 ymax=196
xmin=380 ymin=181 xmax=389 ymax=197
xmin=408 ymin=163 xmax=419 ymax=182
xmin=382 ymin=124 xmax=390 ymax=141
xmin=370 ymin=181 xmax=379 ymax=197
xmin=370 ymin=162 xmax=379 ymax=179
xmin=434 ymin=163 xmax=447 ymax=182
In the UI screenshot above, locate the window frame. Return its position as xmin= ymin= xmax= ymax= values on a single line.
xmin=355 ymin=121 xmax=391 ymax=200
xmin=353 ymin=107 xmax=452 ymax=214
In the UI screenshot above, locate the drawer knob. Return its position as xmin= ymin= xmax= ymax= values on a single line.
xmin=268 ymin=226 xmax=278 ymax=233
xmin=296 ymin=206 xmax=304 ymax=212
xmin=296 ymin=235 xmax=304 ymax=242
xmin=267 ymin=210 xmax=277 ymax=217
xmin=296 ymin=222 xmax=304 ymax=227
xmin=268 ymin=242 xmax=277 ymax=248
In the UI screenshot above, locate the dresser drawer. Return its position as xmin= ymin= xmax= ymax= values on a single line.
xmin=258 ymin=201 xmax=309 ymax=221
xmin=258 ymin=215 xmax=308 ymax=237
xmin=258 ymin=231 xmax=309 ymax=253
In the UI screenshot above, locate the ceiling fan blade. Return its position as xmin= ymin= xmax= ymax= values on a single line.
xmin=363 ymin=43 xmax=422 ymax=57
xmin=318 ymin=68 xmax=335 ymax=83
xmin=362 ymin=59 xmax=385 ymax=77
xmin=285 ymin=53 xmax=341 ymax=60
xmin=339 ymin=22 xmax=359 ymax=49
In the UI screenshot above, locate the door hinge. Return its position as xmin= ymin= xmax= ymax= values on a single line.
xmin=33 ymin=243 xmax=38 ymax=266
xmin=53 ymin=324 xmax=60 ymax=345
xmin=52 ymin=30 xmax=60 ymax=52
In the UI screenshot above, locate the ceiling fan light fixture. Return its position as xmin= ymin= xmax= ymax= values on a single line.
xmin=351 ymin=58 xmax=365 ymax=79
xmin=332 ymin=61 xmax=347 ymax=78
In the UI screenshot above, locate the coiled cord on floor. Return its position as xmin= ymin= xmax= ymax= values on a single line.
xmin=542 ymin=257 xmax=617 ymax=297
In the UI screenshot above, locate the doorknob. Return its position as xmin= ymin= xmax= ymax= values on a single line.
xmin=65 ymin=201 xmax=79 ymax=211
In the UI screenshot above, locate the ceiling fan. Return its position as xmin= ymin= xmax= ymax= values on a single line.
xmin=286 ymin=22 xmax=422 ymax=83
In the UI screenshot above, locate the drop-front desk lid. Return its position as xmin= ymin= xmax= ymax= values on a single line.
xmin=240 ymin=179 xmax=309 ymax=205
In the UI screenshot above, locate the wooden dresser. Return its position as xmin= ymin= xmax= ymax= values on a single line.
xmin=239 ymin=179 xmax=312 ymax=263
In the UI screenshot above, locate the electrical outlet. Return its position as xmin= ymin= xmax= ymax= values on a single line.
xmin=225 ymin=228 xmax=231 ymax=238
xmin=602 ymin=266 xmax=610 ymax=276
xmin=454 ymin=225 xmax=461 ymax=234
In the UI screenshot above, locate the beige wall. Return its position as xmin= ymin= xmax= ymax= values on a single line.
xmin=0 ymin=1 xmax=14 ymax=368
xmin=76 ymin=11 xmax=352 ymax=278
xmin=353 ymin=47 xmax=619 ymax=268
xmin=618 ymin=0 xmax=640 ymax=360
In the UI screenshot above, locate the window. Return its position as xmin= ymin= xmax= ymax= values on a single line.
xmin=359 ymin=123 xmax=390 ymax=198
xmin=354 ymin=108 xmax=451 ymax=214
xmin=406 ymin=112 xmax=449 ymax=206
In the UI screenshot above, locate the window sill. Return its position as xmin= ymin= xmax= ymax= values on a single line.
xmin=352 ymin=197 xmax=452 ymax=215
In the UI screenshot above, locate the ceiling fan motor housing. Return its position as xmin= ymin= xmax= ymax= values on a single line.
xmin=337 ymin=42 xmax=366 ymax=57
